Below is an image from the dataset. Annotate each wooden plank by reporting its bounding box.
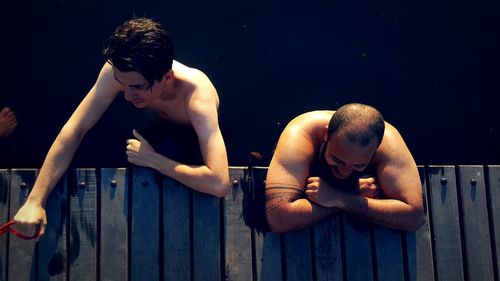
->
[8,169,38,281]
[163,176,191,281]
[130,168,160,281]
[405,166,434,281]
[342,214,374,281]
[252,167,282,281]
[284,229,313,281]
[0,170,9,281]
[224,167,253,280]
[192,191,221,281]
[427,166,464,281]
[457,165,494,281]
[373,227,404,281]
[487,165,500,280]
[69,168,97,281]
[313,216,343,281]
[37,175,68,281]
[100,168,128,281]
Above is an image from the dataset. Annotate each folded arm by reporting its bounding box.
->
[306,125,424,231]
[130,88,230,197]
[264,116,336,233]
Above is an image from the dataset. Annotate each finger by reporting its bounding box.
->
[306,181,318,189]
[0,107,8,115]
[307,177,319,183]
[127,156,135,164]
[126,139,139,145]
[126,150,137,157]
[38,222,46,238]
[132,129,146,142]
[359,177,375,185]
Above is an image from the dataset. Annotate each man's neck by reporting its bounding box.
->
[147,76,182,112]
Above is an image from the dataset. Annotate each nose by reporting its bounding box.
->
[337,166,354,178]
[123,88,136,101]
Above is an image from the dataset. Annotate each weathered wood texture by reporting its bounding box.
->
[0,165,498,281]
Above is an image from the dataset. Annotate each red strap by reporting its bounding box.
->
[0,220,40,240]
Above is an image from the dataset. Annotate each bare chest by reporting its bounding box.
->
[151,99,191,125]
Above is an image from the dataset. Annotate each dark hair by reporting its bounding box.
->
[327,103,385,147]
[103,17,174,88]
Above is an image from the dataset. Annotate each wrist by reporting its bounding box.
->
[332,192,353,210]
[26,196,45,208]
[150,152,174,174]
[146,151,162,169]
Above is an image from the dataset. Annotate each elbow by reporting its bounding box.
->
[209,175,230,198]
[266,206,298,234]
[403,205,425,232]
[266,212,287,234]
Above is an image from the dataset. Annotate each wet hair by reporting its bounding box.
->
[103,17,174,89]
[327,103,385,147]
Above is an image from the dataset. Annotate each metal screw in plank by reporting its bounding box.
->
[232,180,239,187]
[440,177,447,185]
[20,182,27,189]
[110,180,117,187]
[470,178,477,185]
[78,181,86,189]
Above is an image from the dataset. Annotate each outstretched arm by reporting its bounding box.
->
[14,63,120,236]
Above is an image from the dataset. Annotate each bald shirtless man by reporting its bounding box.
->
[14,18,230,237]
[265,103,423,233]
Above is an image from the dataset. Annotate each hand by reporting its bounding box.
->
[358,177,381,198]
[305,177,343,208]
[13,201,47,238]
[126,129,156,167]
[0,107,17,139]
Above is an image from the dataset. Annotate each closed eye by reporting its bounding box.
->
[331,156,345,165]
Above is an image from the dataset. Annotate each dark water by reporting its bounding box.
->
[1,0,499,167]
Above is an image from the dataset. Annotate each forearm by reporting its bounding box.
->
[338,194,423,231]
[27,128,84,206]
[150,152,229,198]
[266,188,338,233]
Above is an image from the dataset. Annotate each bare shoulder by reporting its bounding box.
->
[93,62,123,95]
[375,122,412,164]
[285,110,334,136]
[266,111,333,188]
[374,121,421,203]
[174,60,219,108]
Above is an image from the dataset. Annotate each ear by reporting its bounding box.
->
[323,126,329,142]
[164,70,174,81]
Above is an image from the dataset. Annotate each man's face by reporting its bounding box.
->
[323,131,378,179]
[112,67,162,108]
